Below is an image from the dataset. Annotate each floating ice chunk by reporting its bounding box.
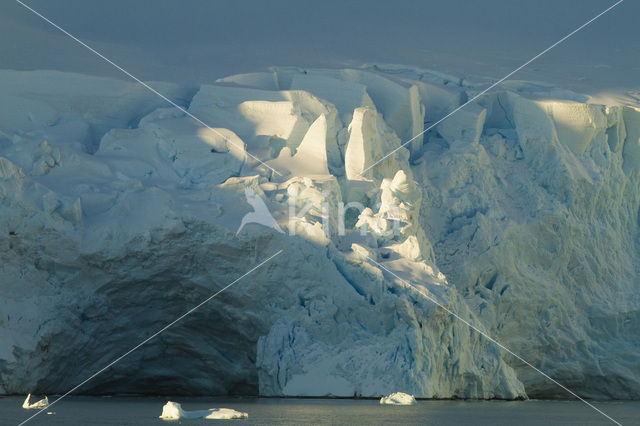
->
[203,408,249,420]
[22,393,49,409]
[159,401,248,420]
[379,392,416,405]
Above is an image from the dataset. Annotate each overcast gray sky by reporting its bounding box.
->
[1,0,637,94]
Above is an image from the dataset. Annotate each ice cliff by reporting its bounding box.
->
[0,65,638,399]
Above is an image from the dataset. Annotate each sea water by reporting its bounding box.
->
[3,396,639,425]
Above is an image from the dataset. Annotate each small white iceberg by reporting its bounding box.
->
[159,401,248,420]
[22,393,49,409]
[379,392,416,405]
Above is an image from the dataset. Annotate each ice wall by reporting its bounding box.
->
[0,66,638,399]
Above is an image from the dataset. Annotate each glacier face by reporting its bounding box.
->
[0,66,638,399]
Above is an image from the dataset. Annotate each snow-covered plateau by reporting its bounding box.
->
[0,65,639,400]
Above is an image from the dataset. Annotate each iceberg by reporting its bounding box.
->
[159,401,248,420]
[22,393,49,409]
[380,392,416,405]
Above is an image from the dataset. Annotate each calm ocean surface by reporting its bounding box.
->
[3,396,639,425]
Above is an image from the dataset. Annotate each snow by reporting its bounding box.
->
[159,401,248,420]
[380,392,416,405]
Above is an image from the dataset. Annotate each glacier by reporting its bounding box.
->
[0,65,639,400]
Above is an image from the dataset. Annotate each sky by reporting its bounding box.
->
[1,0,638,96]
